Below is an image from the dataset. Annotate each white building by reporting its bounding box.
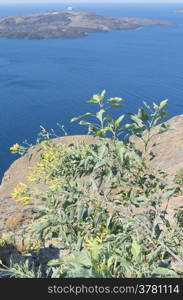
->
[67,7,74,11]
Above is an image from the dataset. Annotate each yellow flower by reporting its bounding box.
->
[11,182,30,205]
[16,196,30,205]
[10,143,21,153]
[10,143,26,155]
[27,173,37,182]
[47,177,62,191]
[0,233,10,247]
[84,236,103,248]
[95,236,103,244]
[98,262,107,272]
[100,227,109,236]
[85,238,95,248]
[42,151,55,162]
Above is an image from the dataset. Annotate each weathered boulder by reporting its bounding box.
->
[131,115,183,174]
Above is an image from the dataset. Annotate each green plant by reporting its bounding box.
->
[0,259,45,278]
[174,168,183,185]
[5,90,183,278]
[70,90,125,139]
[175,208,183,227]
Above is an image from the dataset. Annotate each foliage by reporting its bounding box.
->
[0,259,45,278]
[9,143,27,155]
[175,208,183,228]
[2,90,183,278]
[174,168,183,185]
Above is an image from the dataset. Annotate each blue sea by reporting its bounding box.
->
[0,3,183,180]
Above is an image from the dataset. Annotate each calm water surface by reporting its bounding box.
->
[0,3,183,179]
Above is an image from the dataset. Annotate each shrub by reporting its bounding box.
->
[3,90,183,278]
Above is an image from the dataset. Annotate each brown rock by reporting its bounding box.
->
[131,115,183,175]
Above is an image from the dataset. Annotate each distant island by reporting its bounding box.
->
[0,10,175,40]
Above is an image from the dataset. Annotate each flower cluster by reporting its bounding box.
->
[10,143,26,155]
[11,182,30,205]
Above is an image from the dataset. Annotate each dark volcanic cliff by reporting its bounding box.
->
[0,10,174,40]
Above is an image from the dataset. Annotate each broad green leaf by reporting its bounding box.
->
[50,252,91,268]
[167,125,176,130]
[131,115,144,128]
[158,123,168,134]
[115,114,125,129]
[153,102,159,111]
[98,144,107,159]
[76,237,84,251]
[89,90,106,103]
[131,196,147,207]
[123,123,133,129]
[104,168,113,182]
[153,111,168,126]
[108,97,123,103]
[79,120,92,126]
[162,189,176,200]
[110,104,122,108]
[77,205,88,221]
[87,98,100,103]
[138,108,149,121]
[33,220,52,236]
[93,94,101,101]
[90,244,103,260]
[152,267,177,277]
[70,113,93,123]
[131,237,141,259]
[94,159,107,170]
[106,215,113,228]
[47,258,61,266]
[96,109,105,123]
[100,89,106,99]
[160,110,168,118]
[143,101,151,110]
[159,99,168,110]
[147,246,162,263]
[118,257,131,269]
[158,124,176,134]
[36,205,50,212]
[94,212,102,225]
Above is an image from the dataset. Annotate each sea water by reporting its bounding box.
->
[0,3,183,179]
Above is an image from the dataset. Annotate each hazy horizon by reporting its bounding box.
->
[0,0,183,4]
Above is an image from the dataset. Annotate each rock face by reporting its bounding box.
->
[131,115,183,175]
[0,10,174,40]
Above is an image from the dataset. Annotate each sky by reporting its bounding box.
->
[0,0,183,4]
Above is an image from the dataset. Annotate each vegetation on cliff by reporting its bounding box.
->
[0,91,183,278]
